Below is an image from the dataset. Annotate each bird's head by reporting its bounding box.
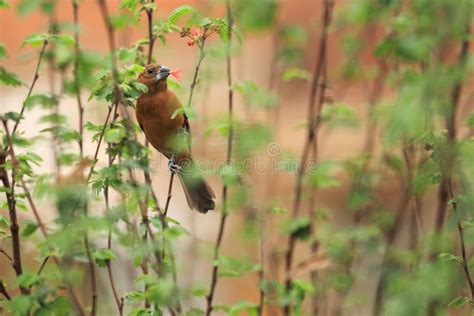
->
[138,64,171,91]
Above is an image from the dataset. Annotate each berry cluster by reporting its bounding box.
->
[179,25,221,47]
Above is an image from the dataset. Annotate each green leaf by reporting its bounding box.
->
[281,217,311,240]
[0,0,9,9]
[54,34,75,47]
[15,271,41,288]
[0,215,9,228]
[308,160,341,188]
[21,220,38,237]
[104,127,126,143]
[0,67,23,86]
[17,0,41,15]
[281,67,311,82]
[320,103,359,129]
[8,295,33,315]
[0,43,6,59]
[448,296,471,309]
[219,165,239,187]
[2,111,22,122]
[163,225,190,240]
[228,301,259,316]
[171,107,184,120]
[93,248,118,267]
[24,94,55,109]
[467,113,474,128]
[191,287,207,297]
[125,290,145,304]
[21,33,48,48]
[216,256,261,278]
[438,252,463,264]
[168,5,198,25]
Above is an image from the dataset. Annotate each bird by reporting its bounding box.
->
[136,64,215,213]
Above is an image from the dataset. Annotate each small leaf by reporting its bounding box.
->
[0,43,6,59]
[21,220,38,237]
[281,67,311,82]
[0,215,10,228]
[281,217,311,240]
[0,67,23,86]
[168,5,198,25]
[93,248,118,267]
[0,0,9,9]
[21,33,48,48]
[448,296,471,309]
[104,127,126,143]
[438,252,463,264]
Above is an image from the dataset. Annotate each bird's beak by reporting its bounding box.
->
[156,65,170,81]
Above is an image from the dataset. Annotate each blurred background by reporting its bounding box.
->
[1,0,473,315]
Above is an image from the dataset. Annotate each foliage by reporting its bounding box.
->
[0,0,473,315]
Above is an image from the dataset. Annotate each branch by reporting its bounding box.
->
[145,0,156,65]
[164,35,207,217]
[0,248,12,263]
[2,120,85,316]
[0,280,11,301]
[72,0,84,159]
[282,1,334,315]
[8,40,48,142]
[205,2,234,315]
[0,121,29,296]
[448,21,472,297]
[84,234,97,315]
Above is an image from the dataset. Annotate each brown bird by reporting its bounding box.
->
[136,64,215,213]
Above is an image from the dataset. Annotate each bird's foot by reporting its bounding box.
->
[168,155,182,174]
[177,127,189,137]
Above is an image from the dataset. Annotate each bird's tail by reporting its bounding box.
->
[178,159,215,213]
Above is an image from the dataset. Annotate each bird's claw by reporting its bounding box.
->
[177,127,189,137]
[168,156,182,174]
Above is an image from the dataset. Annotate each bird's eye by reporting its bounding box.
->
[147,69,153,74]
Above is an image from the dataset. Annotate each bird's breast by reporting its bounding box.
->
[136,90,184,155]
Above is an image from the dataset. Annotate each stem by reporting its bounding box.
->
[455,206,474,298]
[146,0,156,65]
[84,234,97,315]
[0,249,12,262]
[36,256,50,276]
[282,2,333,315]
[2,121,85,315]
[205,2,233,315]
[85,105,114,183]
[0,122,29,295]
[446,21,472,296]
[8,40,48,143]
[164,28,207,215]
[72,0,84,159]
[0,280,11,300]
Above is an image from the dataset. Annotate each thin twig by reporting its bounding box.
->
[164,34,207,216]
[84,234,97,315]
[205,2,234,315]
[446,21,472,296]
[0,122,29,296]
[145,0,156,65]
[71,3,97,313]
[72,0,84,159]
[0,280,11,301]
[2,121,85,315]
[8,40,48,142]
[282,2,334,315]
[0,249,12,262]
[452,183,474,297]
[36,256,50,276]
